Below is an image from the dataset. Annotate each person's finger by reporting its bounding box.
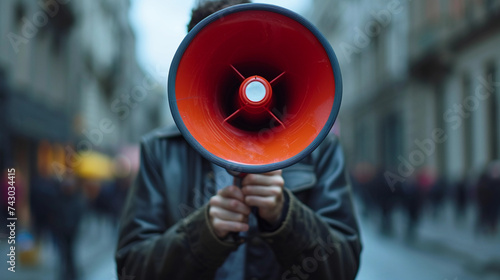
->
[245,195,277,209]
[242,173,284,187]
[212,218,249,233]
[241,185,282,197]
[209,206,249,223]
[210,195,251,215]
[217,185,245,201]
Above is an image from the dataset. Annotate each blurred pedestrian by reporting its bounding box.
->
[401,169,431,242]
[429,174,446,220]
[373,167,397,236]
[454,175,468,224]
[476,161,500,235]
[489,162,500,233]
[53,173,85,280]
[351,162,377,218]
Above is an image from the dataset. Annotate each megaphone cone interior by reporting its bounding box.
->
[168,4,342,173]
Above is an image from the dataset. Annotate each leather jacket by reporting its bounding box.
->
[115,125,362,280]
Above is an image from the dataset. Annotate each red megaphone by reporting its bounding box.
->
[168,3,342,173]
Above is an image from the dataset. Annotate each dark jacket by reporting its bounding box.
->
[115,125,362,280]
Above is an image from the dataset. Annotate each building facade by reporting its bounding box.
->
[0,0,165,184]
[409,0,500,179]
[309,0,500,183]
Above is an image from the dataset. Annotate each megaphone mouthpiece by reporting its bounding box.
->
[241,76,271,105]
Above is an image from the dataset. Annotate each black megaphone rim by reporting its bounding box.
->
[168,3,343,173]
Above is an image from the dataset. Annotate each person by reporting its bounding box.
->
[475,161,500,235]
[115,1,362,279]
[52,173,85,280]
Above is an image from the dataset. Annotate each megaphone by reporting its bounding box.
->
[168,3,342,173]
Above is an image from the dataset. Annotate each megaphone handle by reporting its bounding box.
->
[229,174,258,242]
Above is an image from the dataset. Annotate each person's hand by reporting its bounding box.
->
[241,170,285,226]
[209,185,251,239]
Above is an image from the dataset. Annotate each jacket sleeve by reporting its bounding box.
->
[115,138,238,280]
[260,135,362,280]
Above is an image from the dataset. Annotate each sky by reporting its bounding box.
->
[129,0,311,80]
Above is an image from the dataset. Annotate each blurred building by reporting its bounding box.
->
[409,0,500,180]
[0,0,165,182]
[309,0,500,182]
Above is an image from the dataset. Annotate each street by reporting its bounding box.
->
[357,202,500,280]
[1,201,499,280]
[0,216,118,280]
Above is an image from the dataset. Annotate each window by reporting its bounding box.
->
[435,84,446,172]
[452,0,466,19]
[486,63,498,160]
[14,2,25,27]
[426,0,441,22]
[462,73,473,169]
[355,120,368,163]
[382,112,403,169]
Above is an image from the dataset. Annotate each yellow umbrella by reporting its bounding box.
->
[75,151,114,180]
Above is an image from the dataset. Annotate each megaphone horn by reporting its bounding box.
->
[168,3,342,173]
